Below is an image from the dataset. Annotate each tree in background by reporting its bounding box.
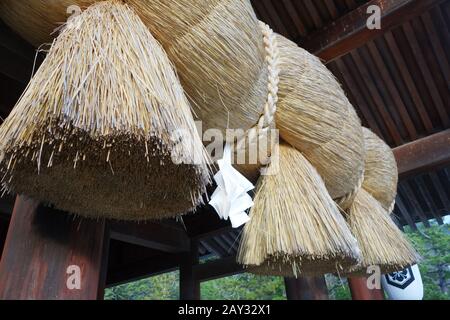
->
[201,274,285,300]
[405,223,449,300]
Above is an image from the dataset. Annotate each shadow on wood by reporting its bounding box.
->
[0,196,109,300]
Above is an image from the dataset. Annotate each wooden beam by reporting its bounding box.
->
[194,256,244,283]
[303,0,445,63]
[106,249,180,288]
[394,129,450,178]
[109,220,190,253]
[0,48,34,85]
[183,206,232,240]
[180,240,200,300]
[0,196,109,299]
[348,277,385,300]
[0,21,35,62]
[284,276,329,300]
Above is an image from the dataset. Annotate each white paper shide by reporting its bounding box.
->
[209,144,254,228]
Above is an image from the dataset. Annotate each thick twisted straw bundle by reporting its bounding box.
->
[129,0,268,134]
[237,142,361,277]
[276,35,365,206]
[341,129,418,274]
[362,128,398,212]
[345,189,419,274]
[0,1,211,220]
[0,0,268,135]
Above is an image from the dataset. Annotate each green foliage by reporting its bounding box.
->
[105,221,449,300]
[404,223,450,300]
[104,272,179,300]
[201,274,285,300]
[326,276,351,300]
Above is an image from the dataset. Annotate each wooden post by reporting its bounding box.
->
[348,277,385,300]
[284,276,329,300]
[179,239,200,300]
[0,196,109,300]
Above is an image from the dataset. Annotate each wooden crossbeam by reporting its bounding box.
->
[302,0,445,63]
[106,250,180,288]
[109,220,190,253]
[394,129,450,178]
[193,256,244,283]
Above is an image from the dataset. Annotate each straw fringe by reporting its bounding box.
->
[0,1,211,220]
[237,142,361,277]
[343,189,419,275]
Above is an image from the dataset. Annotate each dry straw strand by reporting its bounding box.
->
[0,1,211,220]
[275,35,365,205]
[238,142,361,277]
[344,189,419,275]
[362,127,398,212]
[128,0,269,134]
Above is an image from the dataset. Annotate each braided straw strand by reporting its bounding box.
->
[236,21,279,151]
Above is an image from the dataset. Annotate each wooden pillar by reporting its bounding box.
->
[284,276,329,300]
[0,196,109,300]
[348,277,385,300]
[179,240,200,300]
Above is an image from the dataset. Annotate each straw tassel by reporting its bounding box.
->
[0,1,211,220]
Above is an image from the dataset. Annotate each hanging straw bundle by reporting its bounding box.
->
[362,128,398,212]
[345,189,419,275]
[237,142,361,277]
[0,0,276,179]
[340,128,418,274]
[275,35,365,207]
[0,1,211,220]
[0,0,268,135]
[128,0,269,134]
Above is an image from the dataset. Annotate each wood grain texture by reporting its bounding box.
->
[0,196,109,300]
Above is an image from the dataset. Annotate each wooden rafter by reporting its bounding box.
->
[394,129,450,178]
[302,0,446,63]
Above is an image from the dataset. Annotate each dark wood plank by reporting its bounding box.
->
[394,129,450,177]
[348,277,385,300]
[193,256,244,283]
[304,0,324,29]
[350,49,403,145]
[400,183,432,227]
[284,276,329,300]
[303,0,446,62]
[384,31,435,133]
[180,240,200,300]
[403,21,449,127]
[106,248,180,287]
[415,176,445,224]
[366,41,418,140]
[0,48,34,85]
[109,220,190,253]
[333,59,384,137]
[281,0,308,37]
[0,196,109,300]
[0,21,35,62]
[394,195,418,230]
